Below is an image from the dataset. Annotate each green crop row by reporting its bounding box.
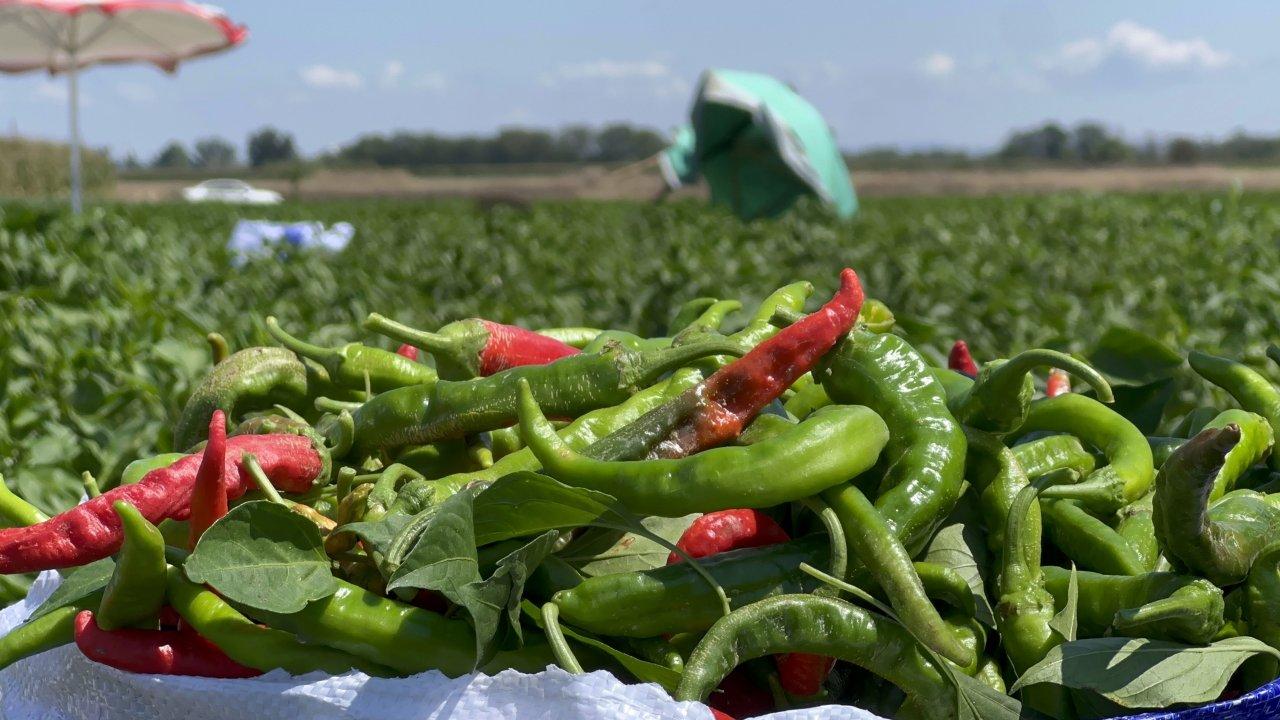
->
[2,191,1278,522]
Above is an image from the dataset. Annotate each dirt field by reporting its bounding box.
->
[113,162,1280,203]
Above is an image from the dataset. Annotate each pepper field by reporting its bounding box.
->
[1,191,1278,597]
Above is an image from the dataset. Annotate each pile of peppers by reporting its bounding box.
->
[3,266,1280,720]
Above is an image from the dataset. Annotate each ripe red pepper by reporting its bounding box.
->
[1046,369,1071,398]
[668,509,832,698]
[0,433,324,573]
[187,411,229,550]
[395,343,420,361]
[706,667,773,719]
[364,314,580,379]
[74,610,261,678]
[655,269,864,458]
[948,340,979,378]
[667,509,790,565]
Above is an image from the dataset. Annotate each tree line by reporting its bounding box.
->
[126,124,666,171]
[848,122,1280,170]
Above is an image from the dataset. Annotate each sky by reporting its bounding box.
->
[2,1,1278,160]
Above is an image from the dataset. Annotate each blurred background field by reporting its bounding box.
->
[4,190,1280,520]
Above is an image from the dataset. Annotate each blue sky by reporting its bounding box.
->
[3,1,1277,159]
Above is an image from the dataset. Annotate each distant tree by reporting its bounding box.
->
[193,136,237,168]
[1167,138,1200,165]
[998,122,1070,161]
[1072,122,1130,164]
[593,123,666,162]
[120,152,143,170]
[152,141,192,168]
[247,127,298,167]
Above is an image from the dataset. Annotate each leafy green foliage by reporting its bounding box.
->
[4,192,1279,520]
[183,501,336,613]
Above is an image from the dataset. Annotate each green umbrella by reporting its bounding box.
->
[661,69,857,220]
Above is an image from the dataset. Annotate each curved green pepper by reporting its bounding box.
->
[949,349,1113,434]
[174,346,309,449]
[96,502,166,630]
[266,316,436,393]
[1041,566,1223,644]
[1194,350,1280,470]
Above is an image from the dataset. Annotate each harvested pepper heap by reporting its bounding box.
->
[7,267,1280,720]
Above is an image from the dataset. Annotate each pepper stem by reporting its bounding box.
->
[363,313,479,375]
[265,316,340,366]
[1001,468,1077,597]
[629,339,746,388]
[542,602,585,673]
[986,349,1114,404]
[242,453,287,506]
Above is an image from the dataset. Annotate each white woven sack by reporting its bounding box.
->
[0,570,879,720]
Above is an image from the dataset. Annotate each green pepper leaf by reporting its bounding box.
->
[183,501,336,614]
[1048,563,1078,642]
[944,662,1026,720]
[1088,326,1183,387]
[520,600,683,693]
[386,485,558,666]
[1010,636,1280,709]
[339,512,415,578]
[26,558,114,622]
[556,513,699,577]
[922,492,995,628]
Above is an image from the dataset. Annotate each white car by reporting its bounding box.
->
[182,178,283,205]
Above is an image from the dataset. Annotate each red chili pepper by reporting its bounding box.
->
[395,343,420,361]
[476,320,580,375]
[0,434,323,574]
[667,510,832,697]
[1046,369,1071,398]
[187,411,229,550]
[706,667,774,719]
[656,269,864,458]
[74,610,261,678]
[667,509,790,565]
[775,652,836,697]
[709,710,736,720]
[948,340,979,378]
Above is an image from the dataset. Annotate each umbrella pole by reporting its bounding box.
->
[67,58,82,214]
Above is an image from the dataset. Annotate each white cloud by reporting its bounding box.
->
[381,60,404,87]
[299,64,363,90]
[116,81,157,103]
[414,70,448,92]
[1044,21,1231,74]
[555,59,670,81]
[918,52,956,78]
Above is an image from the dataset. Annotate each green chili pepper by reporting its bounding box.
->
[670,299,742,344]
[948,349,1113,434]
[1242,542,1280,688]
[1011,433,1098,480]
[673,594,954,714]
[1153,424,1280,585]
[1195,349,1280,470]
[361,464,424,523]
[996,469,1077,719]
[1041,566,1224,644]
[266,316,436,393]
[668,297,719,335]
[964,428,1033,555]
[174,347,310,449]
[1041,498,1149,576]
[486,425,524,458]
[816,330,967,555]
[1148,436,1185,469]
[392,441,477,478]
[1114,492,1160,571]
[206,332,230,365]
[119,453,187,486]
[551,535,830,638]
[1197,409,1274,502]
[535,327,604,349]
[0,473,48,527]
[95,502,166,631]
[821,482,975,667]
[352,338,741,453]
[735,413,798,447]
[581,330,671,354]
[1016,393,1154,513]
[386,369,704,515]
[0,590,102,671]
[783,380,831,420]
[166,566,391,676]
[519,380,889,516]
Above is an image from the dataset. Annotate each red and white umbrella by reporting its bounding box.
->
[0,1,247,211]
